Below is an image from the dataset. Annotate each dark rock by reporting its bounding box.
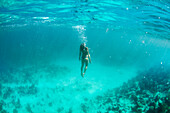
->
[57,107,64,113]
[12,98,21,108]
[112,105,119,111]
[156,102,169,113]
[84,97,88,101]
[81,103,89,113]
[107,105,112,111]
[137,108,142,113]
[154,92,161,102]
[146,106,154,113]
[0,102,2,111]
[13,108,18,113]
[48,102,52,107]
[118,109,123,113]
[1,109,8,113]
[68,107,72,113]
[105,98,112,104]
[165,93,170,106]
[46,94,50,98]
[23,71,32,83]
[149,101,155,107]
[130,94,138,102]
[0,83,2,90]
[0,90,1,97]
[96,96,102,103]
[131,105,138,112]
[26,104,33,113]
[28,84,37,94]
[16,99,21,108]
[3,87,13,99]
[18,84,37,96]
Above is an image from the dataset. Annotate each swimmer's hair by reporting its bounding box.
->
[85,47,88,50]
[80,43,85,50]
[81,43,86,47]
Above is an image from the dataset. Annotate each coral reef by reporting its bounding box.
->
[26,104,33,113]
[81,103,89,113]
[12,98,21,108]
[3,87,13,99]
[0,64,72,112]
[0,84,2,97]
[0,100,7,113]
[13,108,18,113]
[88,65,170,112]
[17,84,37,96]
[0,64,169,112]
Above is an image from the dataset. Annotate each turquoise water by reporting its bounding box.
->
[0,0,170,113]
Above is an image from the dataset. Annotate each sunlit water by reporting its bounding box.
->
[0,0,170,113]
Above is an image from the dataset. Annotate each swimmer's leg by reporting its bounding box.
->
[83,60,89,76]
[81,60,84,77]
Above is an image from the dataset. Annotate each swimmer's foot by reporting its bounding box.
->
[81,73,85,77]
[81,73,84,77]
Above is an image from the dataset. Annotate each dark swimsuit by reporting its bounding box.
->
[80,45,88,59]
[82,50,88,61]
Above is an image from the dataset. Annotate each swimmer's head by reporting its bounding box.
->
[81,43,86,49]
[82,43,86,47]
[80,43,86,50]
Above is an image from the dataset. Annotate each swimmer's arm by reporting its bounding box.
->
[79,48,81,60]
[88,53,91,63]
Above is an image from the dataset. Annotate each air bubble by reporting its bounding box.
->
[106,28,109,33]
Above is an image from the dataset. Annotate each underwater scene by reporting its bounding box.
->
[0,0,170,113]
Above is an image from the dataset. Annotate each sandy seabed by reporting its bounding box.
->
[0,60,169,113]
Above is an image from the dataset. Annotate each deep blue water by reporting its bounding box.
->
[0,0,170,113]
